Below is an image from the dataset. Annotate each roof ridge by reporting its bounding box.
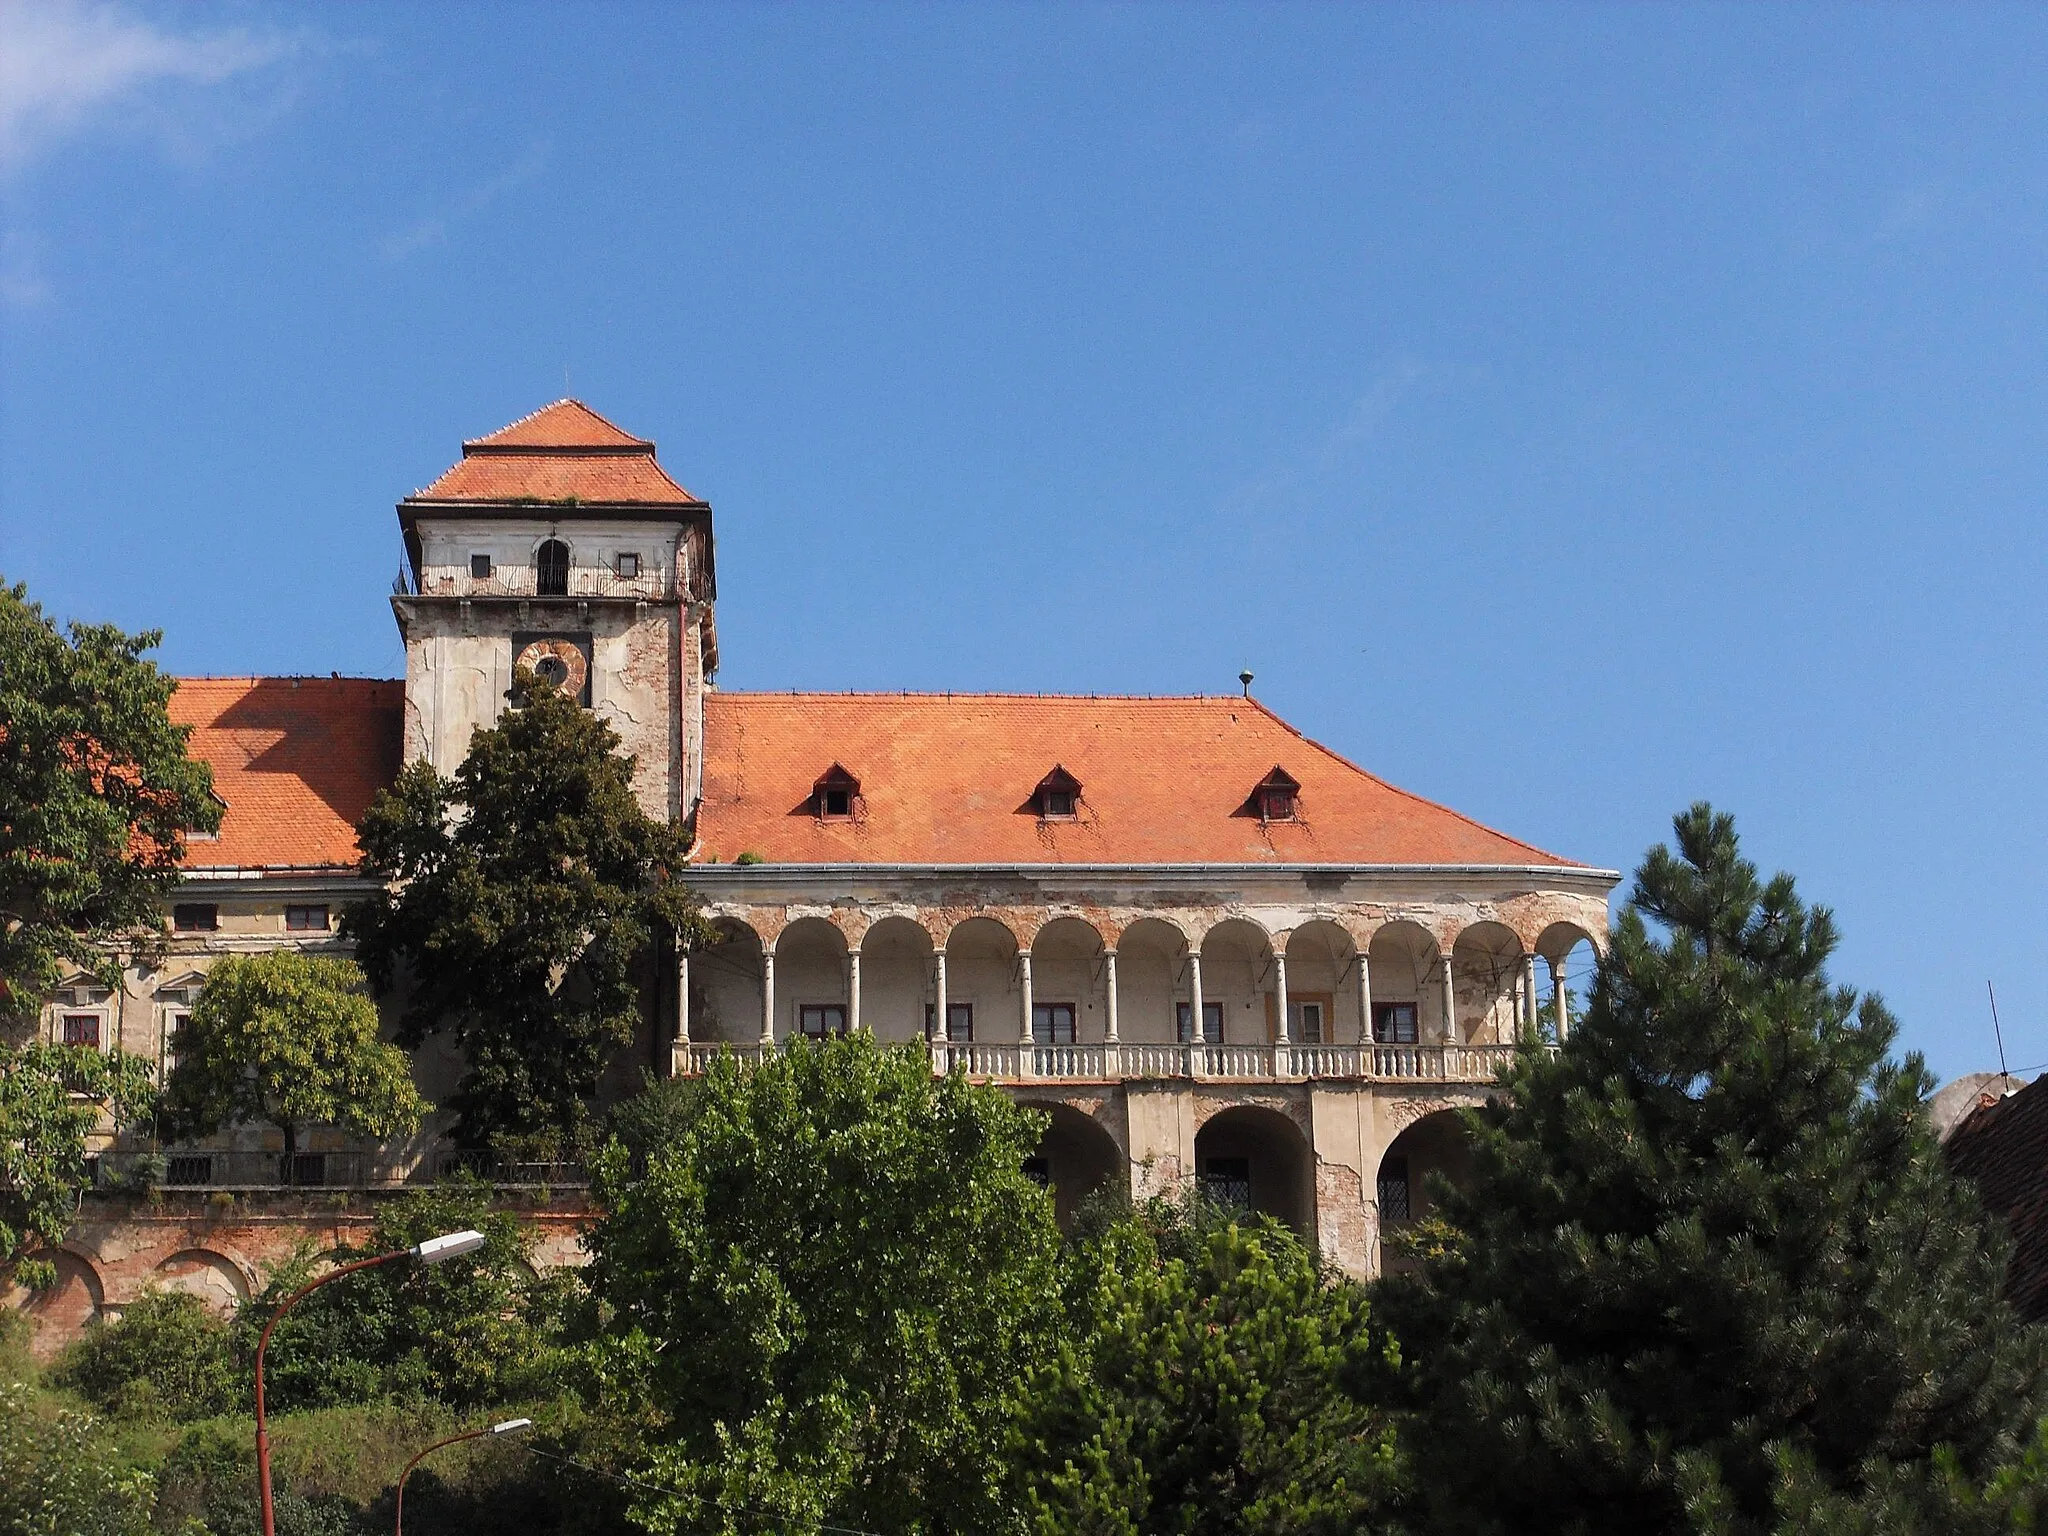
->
[172,675,402,685]
[1235,694,1577,866]
[713,689,1243,701]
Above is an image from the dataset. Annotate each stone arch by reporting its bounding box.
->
[1375,1108,1474,1272]
[776,916,850,1039]
[1199,918,1276,1048]
[152,1248,251,1313]
[1194,1103,1314,1240]
[1534,920,1601,1043]
[1279,918,1356,1045]
[1113,917,1188,1046]
[6,1249,107,1354]
[1027,1102,1126,1228]
[859,914,933,1044]
[1032,916,1107,1045]
[943,916,1022,1046]
[694,916,766,1044]
[1452,920,1526,1046]
[1368,920,1445,1044]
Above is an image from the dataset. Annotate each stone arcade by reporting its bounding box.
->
[18,402,1616,1351]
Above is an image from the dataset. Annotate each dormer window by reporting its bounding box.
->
[813,764,860,820]
[536,539,570,596]
[1253,766,1301,823]
[1032,765,1082,821]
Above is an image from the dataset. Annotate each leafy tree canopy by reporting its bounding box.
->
[585,1036,1063,1536]
[0,1040,154,1271]
[1017,1197,1405,1536]
[344,672,709,1150]
[0,582,219,1025]
[162,950,428,1154]
[1378,804,2045,1535]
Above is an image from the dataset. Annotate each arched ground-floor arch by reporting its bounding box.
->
[1194,1103,1315,1240]
[1018,1096,1126,1228]
[1374,1107,1475,1273]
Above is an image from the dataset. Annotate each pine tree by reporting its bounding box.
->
[1377,804,2044,1535]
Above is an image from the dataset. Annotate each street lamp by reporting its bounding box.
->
[394,1417,533,1535]
[255,1229,487,1536]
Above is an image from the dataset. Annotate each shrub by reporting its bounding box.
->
[52,1288,237,1420]
[0,1379,158,1536]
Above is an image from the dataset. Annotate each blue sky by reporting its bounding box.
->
[3,1,2044,1083]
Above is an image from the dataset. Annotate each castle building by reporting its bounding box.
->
[25,402,1614,1343]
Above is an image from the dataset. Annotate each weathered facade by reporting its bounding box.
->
[15,400,1616,1352]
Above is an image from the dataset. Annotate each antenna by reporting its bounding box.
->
[1989,980,2012,1087]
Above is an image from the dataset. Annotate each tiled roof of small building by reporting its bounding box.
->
[1943,1074,2048,1323]
[407,400,701,506]
[694,692,1577,867]
[169,678,402,871]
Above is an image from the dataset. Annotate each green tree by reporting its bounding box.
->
[0,1381,159,1536]
[0,583,220,1026]
[0,1041,154,1273]
[584,1035,1063,1536]
[243,1176,577,1413]
[1377,805,2045,1535]
[344,672,708,1150]
[162,950,428,1157]
[1017,1198,1404,1536]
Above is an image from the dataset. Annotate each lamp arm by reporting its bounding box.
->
[394,1426,491,1536]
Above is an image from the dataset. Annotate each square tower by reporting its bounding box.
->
[391,400,718,823]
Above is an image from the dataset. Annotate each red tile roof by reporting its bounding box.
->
[1943,1076,2048,1323]
[408,400,700,507]
[694,693,1577,867]
[169,678,402,871]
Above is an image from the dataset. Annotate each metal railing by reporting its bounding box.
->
[674,1039,1534,1084]
[89,1149,591,1193]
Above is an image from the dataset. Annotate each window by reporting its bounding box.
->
[1200,1156,1251,1209]
[1249,765,1301,823]
[1289,1000,1325,1044]
[925,1002,974,1041]
[536,539,570,596]
[285,904,329,932]
[1031,765,1082,820]
[1378,1156,1411,1224]
[1032,1002,1076,1044]
[799,1004,848,1039]
[61,1014,101,1049]
[173,903,218,932]
[1373,1001,1419,1045]
[1262,786,1296,820]
[615,552,640,578]
[281,1153,327,1188]
[1021,1156,1050,1187]
[163,1011,190,1073]
[470,553,493,579]
[813,764,860,820]
[1176,1001,1225,1044]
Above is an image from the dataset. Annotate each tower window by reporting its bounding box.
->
[536,539,570,596]
[615,552,640,578]
[470,553,493,580]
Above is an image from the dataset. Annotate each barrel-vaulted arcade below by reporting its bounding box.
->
[28,401,1617,1336]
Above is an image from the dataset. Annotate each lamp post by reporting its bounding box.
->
[255,1229,488,1536]
[394,1417,532,1536]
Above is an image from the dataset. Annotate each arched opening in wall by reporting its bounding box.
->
[1194,1104,1313,1240]
[1535,922,1601,1044]
[943,916,1022,1046]
[860,916,933,1044]
[777,917,850,1041]
[1452,921,1526,1047]
[6,1251,105,1353]
[1114,917,1187,1047]
[1367,921,1443,1050]
[1027,1103,1125,1228]
[1376,1108,1474,1274]
[153,1249,250,1314]
[1282,919,1355,1045]
[1031,917,1106,1047]
[1197,918,1275,1051]
[693,919,765,1044]
[535,539,569,596]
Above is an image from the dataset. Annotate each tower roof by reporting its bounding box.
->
[406,400,702,508]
